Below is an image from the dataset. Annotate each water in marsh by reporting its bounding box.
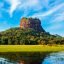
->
[0,52,64,64]
[0,58,18,64]
[42,52,64,64]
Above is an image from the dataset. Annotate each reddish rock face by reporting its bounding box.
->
[20,17,45,32]
[20,18,29,29]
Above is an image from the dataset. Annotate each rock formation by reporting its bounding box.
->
[20,17,45,32]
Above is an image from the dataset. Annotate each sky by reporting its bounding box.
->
[0,0,64,36]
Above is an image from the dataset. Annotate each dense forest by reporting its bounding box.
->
[0,27,64,45]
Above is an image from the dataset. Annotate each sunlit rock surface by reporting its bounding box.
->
[20,17,45,32]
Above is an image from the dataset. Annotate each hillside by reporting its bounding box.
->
[0,17,64,45]
[0,27,64,45]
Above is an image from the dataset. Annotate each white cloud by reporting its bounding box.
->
[5,0,40,17]
[48,9,64,24]
[31,3,64,18]
[6,0,64,18]
[19,0,41,18]
[39,0,49,8]
[3,0,64,18]
[9,0,21,17]
[5,0,21,17]
[19,0,39,8]
[52,15,64,23]
[48,24,62,30]
[45,23,64,36]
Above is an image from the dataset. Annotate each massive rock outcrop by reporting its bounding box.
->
[20,17,45,32]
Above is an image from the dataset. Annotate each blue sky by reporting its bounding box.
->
[0,0,64,36]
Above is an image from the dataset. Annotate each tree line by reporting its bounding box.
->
[0,27,64,45]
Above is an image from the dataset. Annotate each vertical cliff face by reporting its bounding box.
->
[20,17,45,32]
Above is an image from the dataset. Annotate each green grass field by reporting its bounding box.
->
[0,45,64,52]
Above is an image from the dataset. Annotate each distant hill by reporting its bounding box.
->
[0,17,64,45]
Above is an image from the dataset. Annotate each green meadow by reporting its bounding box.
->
[0,45,64,52]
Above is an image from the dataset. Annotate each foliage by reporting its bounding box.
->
[0,27,64,45]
